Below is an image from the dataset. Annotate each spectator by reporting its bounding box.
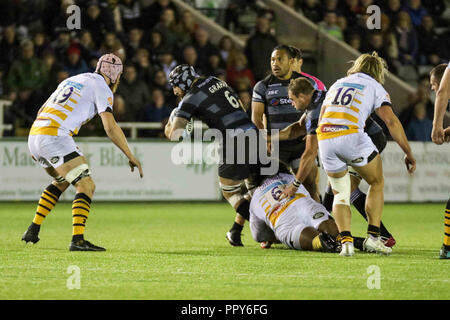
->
[0,25,20,74]
[159,51,178,81]
[112,94,127,122]
[403,0,428,27]
[42,49,63,96]
[134,48,158,85]
[6,39,48,128]
[406,102,433,141]
[384,0,402,23]
[417,15,445,66]
[177,10,198,46]
[82,0,116,47]
[50,30,71,62]
[182,45,203,74]
[153,7,181,51]
[142,0,178,31]
[32,31,49,59]
[63,45,90,77]
[207,54,225,78]
[152,69,175,106]
[393,11,419,66]
[147,29,168,66]
[324,0,339,12]
[340,0,363,26]
[336,15,350,40]
[218,35,236,65]
[244,16,278,81]
[193,28,220,74]
[99,32,126,62]
[318,11,344,41]
[400,76,434,127]
[362,33,389,63]
[348,33,362,51]
[116,63,151,122]
[299,0,324,23]
[79,30,98,65]
[119,0,142,32]
[226,51,255,91]
[139,88,172,137]
[126,27,145,60]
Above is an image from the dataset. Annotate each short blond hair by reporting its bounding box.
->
[347,52,388,84]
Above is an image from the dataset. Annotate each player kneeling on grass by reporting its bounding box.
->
[22,53,143,251]
[249,164,373,253]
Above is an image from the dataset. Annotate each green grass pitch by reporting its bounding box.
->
[1,201,448,300]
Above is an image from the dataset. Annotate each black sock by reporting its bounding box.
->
[350,189,368,220]
[230,222,243,233]
[353,237,365,251]
[236,199,250,221]
[368,225,381,238]
[322,185,334,212]
[72,234,84,242]
[351,189,392,238]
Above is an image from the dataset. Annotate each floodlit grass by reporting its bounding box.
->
[1,202,448,300]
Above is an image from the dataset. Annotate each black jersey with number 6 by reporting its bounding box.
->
[174,76,255,134]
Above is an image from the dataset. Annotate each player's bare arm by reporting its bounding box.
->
[432,66,450,144]
[251,101,266,130]
[280,133,318,200]
[164,116,189,141]
[375,104,416,174]
[100,111,143,178]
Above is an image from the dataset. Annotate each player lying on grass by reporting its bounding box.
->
[429,63,450,259]
[278,77,396,248]
[249,163,372,253]
[22,53,143,251]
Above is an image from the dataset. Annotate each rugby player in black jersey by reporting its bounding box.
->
[165,65,286,247]
[278,77,396,248]
[252,45,320,201]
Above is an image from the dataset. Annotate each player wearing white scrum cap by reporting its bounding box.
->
[22,53,143,251]
[316,52,416,256]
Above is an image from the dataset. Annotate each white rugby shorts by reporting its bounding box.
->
[318,132,378,173]
[28,135,83,168]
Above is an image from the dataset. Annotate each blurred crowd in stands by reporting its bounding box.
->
[0,0,448,141]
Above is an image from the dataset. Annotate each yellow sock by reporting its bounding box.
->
[312,235,323,251]
[72,193,91,236]
[444,205,450,247]
[32,185,62,225]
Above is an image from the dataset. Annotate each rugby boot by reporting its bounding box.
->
[226,230,244,247]
[339,241,355,257]
[69,239,106,251]
[439,245,450,259]
[319,232,340,253]
[381,235,396,248]
[22,223,40,244]
[363,236,392,255]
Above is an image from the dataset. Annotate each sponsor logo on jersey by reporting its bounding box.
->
[50,156,60,164]
[107,97,113,106]
[351,157,364,164]
[320,124,349,133]
[270,98,279,106]
[267,90,279,96]
[313,212,325,219]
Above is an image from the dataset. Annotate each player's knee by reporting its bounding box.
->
[220,183,243,209]
[52,179,70,192]
[328,172,351,207]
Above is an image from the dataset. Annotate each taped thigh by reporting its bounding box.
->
[65,164,91,185]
